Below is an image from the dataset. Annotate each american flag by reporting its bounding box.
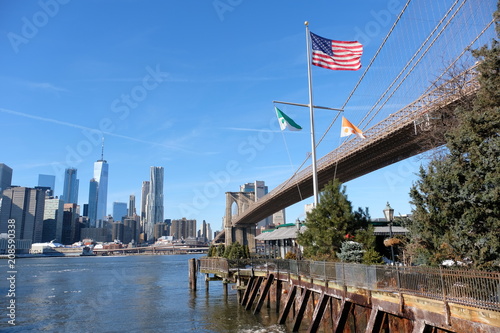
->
[310,32,363,71]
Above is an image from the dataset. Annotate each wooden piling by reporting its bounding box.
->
[275,280,282,314]
[308,292,330,333]
[333,300,352,333]
[254,274,275,314]
[292,288,311,332]
[189,258,197,290]
[279,285,298,325]
[245,276,264,311]
[241,276,255,306]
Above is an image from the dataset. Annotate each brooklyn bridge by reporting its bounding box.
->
[214,0,497,248]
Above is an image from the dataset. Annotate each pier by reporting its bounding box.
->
[199,258,500,332]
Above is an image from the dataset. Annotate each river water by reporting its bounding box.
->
[1,254,287,332]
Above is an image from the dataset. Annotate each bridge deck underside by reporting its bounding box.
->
[235,121,444,226]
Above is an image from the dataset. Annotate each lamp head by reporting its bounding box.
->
[383,202,394,222]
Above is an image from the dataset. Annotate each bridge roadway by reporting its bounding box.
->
[229,70,479,228]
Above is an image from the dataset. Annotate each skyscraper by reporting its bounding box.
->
[87,178,98,227]
[0,163,13,192]
[38,174,56,196]
[171,218,196,240]
[42,197,64,242]
[93,158,109,224]
[273,210,286,226]
[113,202,127,222]
[62,203,80,245]
[145,166,164,241]
[88,141,109,227]
[61,168,79,204]
[140,180,150,235]
[128,194,136,217]
[240,181,276,227]
[0,187,45,243]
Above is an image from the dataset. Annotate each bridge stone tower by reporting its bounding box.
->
[224,191,256,252]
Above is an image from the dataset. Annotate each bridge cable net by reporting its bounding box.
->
[275,0,459,196]
[344,0,495,133]
[234,0,497,224]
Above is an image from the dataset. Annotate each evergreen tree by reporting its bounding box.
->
[296,179,372,261]
[407,13,500,270]
[337,241,364,263]
[216,244,225,257]
[207,244,216,257]
[243,244,250,259]
[223,242,246,259]
[362,248,384,265]
[354,224,384,264]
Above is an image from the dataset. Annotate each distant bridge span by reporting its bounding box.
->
[217,70,478,246]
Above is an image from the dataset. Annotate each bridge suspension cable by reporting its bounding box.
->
[314,0,413,150]
[235,0,497,225]
[315,0,494,158]
[360,0,467,129]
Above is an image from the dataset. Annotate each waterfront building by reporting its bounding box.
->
[304,203,314,215]
[128,194,136,216]
[0,236,32,254]
[93,157,109,226]
[0,163,13,192]
[87,178,99,227]
[255,223,306,259]
[153,222,168,240]
[35,186,52,198]
[207,223,213,242]
[145,166,164,241]
[201,220,207,242]
[42,197,64,242]
[61,168,79,204]
[140,180,150,235]
[78,216,89,228]
[38,174,56,197]
[171,218,196,240]
[199,220,212,243]
[113,202,127,222]
[80,227,110,243]
[123,218,138,244]
[111,222,124,242]
[240,181,284,227]
[61,203,81,245]
[0,186,45,243]
[273,210,286,226]
[82,203,88,218]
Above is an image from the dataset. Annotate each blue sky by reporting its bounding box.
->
[1,1,495,231]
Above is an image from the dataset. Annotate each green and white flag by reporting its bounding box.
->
[275,107,302,131]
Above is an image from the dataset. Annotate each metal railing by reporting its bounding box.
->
[199,258,500,312]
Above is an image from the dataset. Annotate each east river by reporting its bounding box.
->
[0,254,287,332]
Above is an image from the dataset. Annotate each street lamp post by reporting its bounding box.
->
[383,202,395,264]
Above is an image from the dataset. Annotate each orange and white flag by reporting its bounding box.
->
[341,116,365,139]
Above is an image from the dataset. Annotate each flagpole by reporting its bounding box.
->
[273,100,344,112]
[305,21,319,207]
